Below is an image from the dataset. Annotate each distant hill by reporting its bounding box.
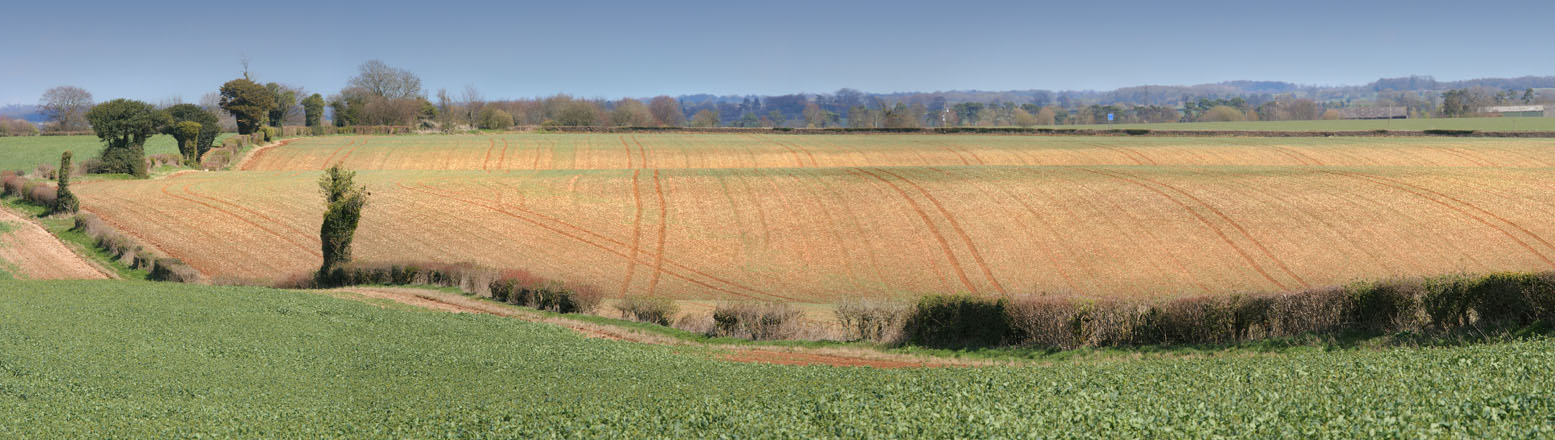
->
[0,105,45,123]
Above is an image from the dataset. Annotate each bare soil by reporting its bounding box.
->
[0,207,110,280]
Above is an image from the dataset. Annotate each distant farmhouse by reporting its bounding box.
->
[1478,105,1547,117]
[1336,106,1407,120]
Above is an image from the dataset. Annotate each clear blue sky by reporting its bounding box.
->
[3,0,1552,105]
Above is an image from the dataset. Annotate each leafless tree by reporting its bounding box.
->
[460,85,483,126]
[348,60,423,99]
[38,86,94,131]
[648,96,685,126]
[610,99,654,126]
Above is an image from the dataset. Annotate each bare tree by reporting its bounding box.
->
[610,99,654,126]
[460,85,483,127]
[348,60,423,99]
[648,96,685,126]
[38,86,94,131]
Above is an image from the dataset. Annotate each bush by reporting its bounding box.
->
[1007,295,1085,349]
[713,302,801,340]
[310,125,326,136]
[27,184,58,207]
[1454,273,1555,327]
[616,296,680,325]
[903,295,1014,348]
[1344,279,1423,334]
[2,174,24,197]
[835,297,909,343]
[34,164,56,180]
[149,257,200,282]
[478,108,514,130]
[261,126,278,142]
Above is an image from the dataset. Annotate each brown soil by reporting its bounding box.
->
[0,207,110,280]
[721,349,935,369]
[332,286,972,368]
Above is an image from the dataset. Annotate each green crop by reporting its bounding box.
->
[0,134,233,173]
[0,280,1550,438]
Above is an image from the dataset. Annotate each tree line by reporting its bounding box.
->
[18,64,1552,150]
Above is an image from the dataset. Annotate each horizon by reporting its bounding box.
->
[3,0,1553,105]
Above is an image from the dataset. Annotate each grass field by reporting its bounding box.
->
[1035,116,1555,132]
[0,280,1550,437]
[0,134,235,173]
[73,133,1555,301]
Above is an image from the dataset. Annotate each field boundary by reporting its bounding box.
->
[523,126,1555,138]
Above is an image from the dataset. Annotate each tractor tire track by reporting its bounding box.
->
[874,169,1008,295]
[1064,169,1213,294]
[620,170,644,296]
[482,138,495,171]
[1328,171,1555,268]
[929,167,1084,293]
[182,182,320,245]
[808,169,891,291]
[1117,169,1310,289]
[1083,168,1290,291]
[159,181,321,258]
[403,182,794,301]
[852,168,980,294]
[619,136,634,169]
[648,170,669,295]
[786,170,868,293]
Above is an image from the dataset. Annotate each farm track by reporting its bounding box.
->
[0,207,110,280]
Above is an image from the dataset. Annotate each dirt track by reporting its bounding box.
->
[0,208,109,280]
[335,286,966,368]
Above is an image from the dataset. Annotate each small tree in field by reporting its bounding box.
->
[317,164,368,284]
[219,78,274,134]
[165,104,220,161]
[53,151,78,214]
[302,93,325,127]
[85,99,169,178]
[170,121,202,166]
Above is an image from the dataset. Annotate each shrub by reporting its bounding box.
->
[537,283,602,314]
[1462,272,1555,327]
[1422,274,1478,329]
[616,296,680,325]
[54,151,78,214]
[713,302,801,340]
[835,297,909,343]
[310,125,326,136]
[149,258,200,282]
[34,164,56,180]
[1344,279,1423,334]
[478,108,514,130]
[1267,287,1347,337]
[27,183,58,207]
[1007,295,1084,349]
[262,126,278,142]
[2,174,24,197]
[903,295,1014,348]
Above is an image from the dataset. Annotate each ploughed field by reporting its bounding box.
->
[75,134,1555,301]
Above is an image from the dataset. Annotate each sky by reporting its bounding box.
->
[2,0,1553,105]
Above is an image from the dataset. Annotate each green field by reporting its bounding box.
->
[0,134,234,173]
[1038,116,1555,132]
[1,280,1550,437]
